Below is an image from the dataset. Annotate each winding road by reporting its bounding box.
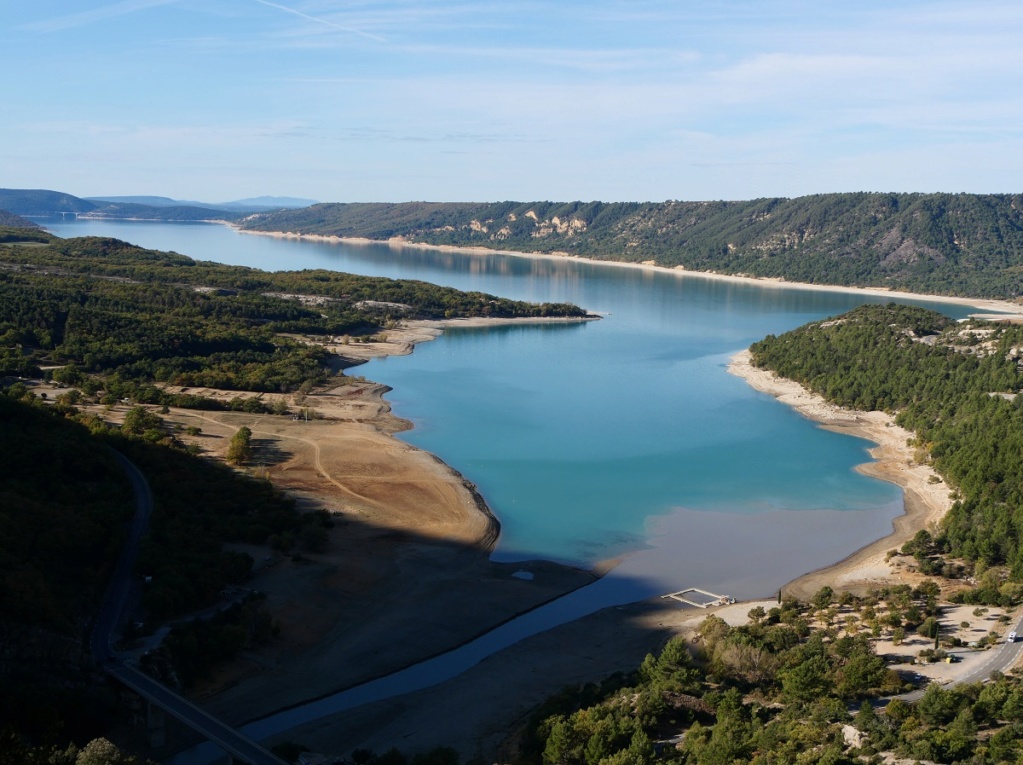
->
[93,449,287,765]
[944,615,1023,687]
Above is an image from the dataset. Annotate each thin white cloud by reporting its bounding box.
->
[20,119,315,149]
[22,0,181,32]
[251,0,386,42]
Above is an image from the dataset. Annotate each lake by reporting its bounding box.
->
[41,217,985,761]
[40,217,973,593]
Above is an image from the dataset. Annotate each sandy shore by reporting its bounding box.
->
[320,315,598,367]
[236,226,1023,317]
[154,233,991,759]
[262,349,965,762]
[108,316,595,755]
[238,224,981,607]
[217,345,956,763]
[727,349,952,599]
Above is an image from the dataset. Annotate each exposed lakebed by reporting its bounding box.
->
[42,218,990,759]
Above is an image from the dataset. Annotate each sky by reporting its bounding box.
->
[3,1,1023,203]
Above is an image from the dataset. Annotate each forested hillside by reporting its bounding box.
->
[0,227,588,756]
[0,229,585,391]
[523,592,1023,765]
[239,193,1023,298]
[0,381,317,757]
[0,208,41,230]
[10,187,1023,297]
[750,304,1023,581]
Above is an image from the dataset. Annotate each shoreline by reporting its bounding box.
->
[323,314,599,367]
[235,226,1023,317]
[248,349,964,761]
[235,223,976,602]
[170,315,601,736]
[170,235,968,760]
[727,349,952,599]
[254,225,965,600]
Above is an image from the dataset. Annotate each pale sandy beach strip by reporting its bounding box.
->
[235,227,1023,317]
[728,349,953,599]
[245,222,1002,597]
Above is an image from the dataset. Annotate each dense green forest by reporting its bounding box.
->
[0,228,584,393]
[749,303,1023,583]
[239,193,1023,298]
[524,588,1023,765]
[0,387,315,753]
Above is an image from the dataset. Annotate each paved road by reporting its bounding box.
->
[954,613,1023,684]
[110,663,290,765]
[90,450,153,661]
[93,449,286,765]
[867,611,1023,707]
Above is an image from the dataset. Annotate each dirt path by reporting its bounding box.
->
[189,410,381,509]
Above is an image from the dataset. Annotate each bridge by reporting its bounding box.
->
[95,450,287,765]
[108,663,287,765]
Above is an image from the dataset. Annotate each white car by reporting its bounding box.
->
[1008,632,1017,643]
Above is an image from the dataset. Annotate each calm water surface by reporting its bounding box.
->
[43,218,972,576]
[44,219,984,760]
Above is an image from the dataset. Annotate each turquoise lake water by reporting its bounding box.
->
[46,218,993,761]
[43,219,974,581]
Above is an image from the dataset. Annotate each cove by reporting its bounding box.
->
[42,218,980,761]
[41,218,971,575]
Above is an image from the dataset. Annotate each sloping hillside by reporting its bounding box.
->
[0,209,42,229]
[240,194,1023,298]
[0,188,243,222]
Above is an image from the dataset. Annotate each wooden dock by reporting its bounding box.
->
[661,587,735,608]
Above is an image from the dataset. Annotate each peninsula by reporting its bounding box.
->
[0,227,597,759]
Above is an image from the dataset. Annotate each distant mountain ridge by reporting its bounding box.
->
[0,189,99,215]
[0,188,316,221]
[0,188,233,221]
[86,194,318,210]
[226,195,318,209]
[238,194,1023,299]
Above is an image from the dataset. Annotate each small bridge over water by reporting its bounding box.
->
[661,588,735,609]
